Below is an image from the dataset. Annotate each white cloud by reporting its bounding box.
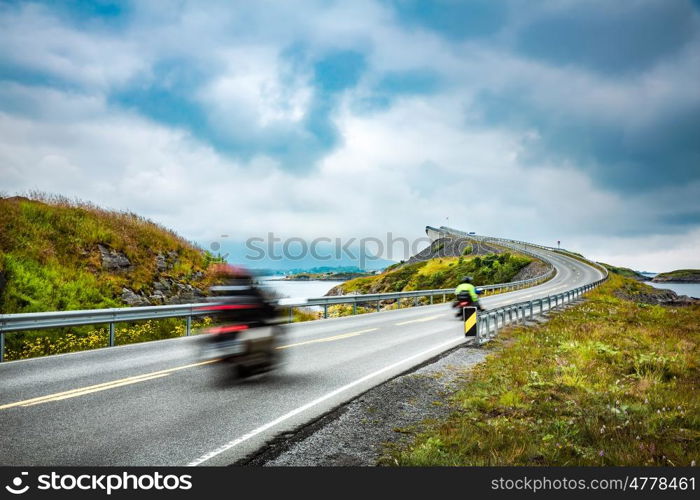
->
[0,3,146,91]
[0,0,698,271]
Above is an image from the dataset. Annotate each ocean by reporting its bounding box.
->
[647,281,700,299]
[256,276,345,301]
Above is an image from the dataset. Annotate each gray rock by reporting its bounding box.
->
[98,244,132,271]
[512,261,552,281]
[121,288,150,306]
[153,278,174,292]
[614,288,698,306]
[155,254,168,272]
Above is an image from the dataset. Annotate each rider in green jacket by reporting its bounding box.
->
[454,276,484,311]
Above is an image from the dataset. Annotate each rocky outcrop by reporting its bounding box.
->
[407,236,503,265]
[121,287,150,307]
[121,277,205,307]
[512,261,551,281]
[155,251,180,272]
[614,287,698,306]
[325,284,345,297]
[97,244,132,271]
[100,244,207,306]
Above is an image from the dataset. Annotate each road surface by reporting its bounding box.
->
[0,247,603,466]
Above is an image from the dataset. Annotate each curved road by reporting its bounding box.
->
[0,244,604,466]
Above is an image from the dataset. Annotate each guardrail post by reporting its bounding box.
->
[288,307,293,323]
[109,322,115,347]
[442,293,446,303]
[376,301,380,312]
[430,295,434,305]
[186,316,192,336]
[324,304,329,318]
[353,303,357,315]
[0,332,4,362]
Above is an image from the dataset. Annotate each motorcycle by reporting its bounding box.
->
[197,299,284,378]
[452,289,485,318]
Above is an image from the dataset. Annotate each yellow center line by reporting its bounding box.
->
[0,359,218,411]
[276,328,378,350]
[22,373,171,406]
[395,314,444,326]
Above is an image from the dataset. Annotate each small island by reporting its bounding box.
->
[280,271,377,281]
[652,269,700,283]
[264,266,381,281]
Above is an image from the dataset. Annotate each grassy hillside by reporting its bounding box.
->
[0,194,223,360]
[653,269,700,282]
[384,274,699,466]
[0,194,217,314]
[601,263,649,281]
[331,253,534,295]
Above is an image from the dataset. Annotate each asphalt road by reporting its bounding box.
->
[0,246,604,466]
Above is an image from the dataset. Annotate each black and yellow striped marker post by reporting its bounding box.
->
[463,306,477,337]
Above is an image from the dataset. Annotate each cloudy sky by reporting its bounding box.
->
[1,0,699,271]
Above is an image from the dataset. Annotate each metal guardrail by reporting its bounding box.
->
[2,229,605,362]
[474,276,607,345]
[0,267,554,361]
[280,267,554,319]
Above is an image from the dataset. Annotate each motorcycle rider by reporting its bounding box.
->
[206,264,276,325]
[199,264,282,375]
[454,276,484,311]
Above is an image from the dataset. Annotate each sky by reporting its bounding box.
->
[1,0,699,272]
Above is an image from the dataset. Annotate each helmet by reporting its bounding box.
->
[461,276,473,283]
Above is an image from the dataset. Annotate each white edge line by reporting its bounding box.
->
[186,336,465,466]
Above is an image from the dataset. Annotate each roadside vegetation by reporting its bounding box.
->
[334,253,534,295]
[0,193,221,360]
[383,274,699,466]
[601,263,649,281]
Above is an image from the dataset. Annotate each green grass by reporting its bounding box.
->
[600,262,648,281]
[0,195,216,314]
[383,274,699,466]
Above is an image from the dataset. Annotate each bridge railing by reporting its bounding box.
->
[0,268,555,362]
